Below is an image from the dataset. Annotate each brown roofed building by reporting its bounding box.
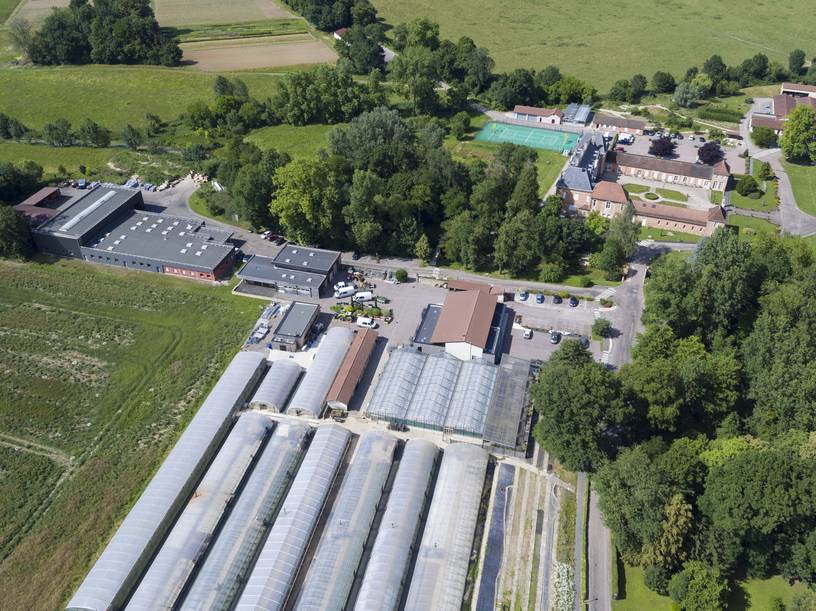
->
[780,82,816,98]
[325,328,377,411]
[446,278,506,300]
[431,290,498,361]
[14,187,62,224]
[632,200,726,237]
[592,113,647,134]
[585,180,629,217]
[513,105,564,125]
[749,94,816,135]
[609,152,729,193]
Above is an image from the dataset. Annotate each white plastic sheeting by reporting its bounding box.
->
[365,348,425,420]
[235,424,351,611]
[126,412,271,611]
[294,430,398,611]
[404,443,489,611]
[353,439,439,611]
[67,351,265,611]
[445,361,496,434]
[179,420,310,611]
[286,327,353,417]
[249,360,302,412]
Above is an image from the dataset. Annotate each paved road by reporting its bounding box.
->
[573,473,587,610]
[587,489,612,611]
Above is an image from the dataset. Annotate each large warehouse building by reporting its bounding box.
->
[237,245,341,298]
[28,186,237,280]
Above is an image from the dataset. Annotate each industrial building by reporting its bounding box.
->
[237,245,341,298]
[66,351,265,611]
[354,439,439,611]
[286,326,354,417]
[269,301,320,352]
[365,348,530,450]
[29,186,237,280]
[404,443,490,611]
[294,430,398,611]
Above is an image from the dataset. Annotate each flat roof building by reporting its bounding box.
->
[237,246,341,298]
[270,302,320,352]
[29,186,236,281]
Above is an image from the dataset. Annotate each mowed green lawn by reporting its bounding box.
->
[0,259,259,610]
[0,141,117,175]
[373,0,815,89]
[781,159,816,217]
[0,65,283,131]
[245,122,338,157]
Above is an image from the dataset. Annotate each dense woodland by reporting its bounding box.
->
[533,231,816,609]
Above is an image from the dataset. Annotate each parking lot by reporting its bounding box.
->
[616,131,745,173]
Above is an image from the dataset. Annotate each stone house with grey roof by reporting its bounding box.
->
[556,132,608,212]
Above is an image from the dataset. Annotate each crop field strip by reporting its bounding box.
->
[155,0,292,27]
[0,259,259,610]
[165,18,307,43]
[181,34,336,72]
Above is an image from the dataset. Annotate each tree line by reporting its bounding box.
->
[533,229,816,609]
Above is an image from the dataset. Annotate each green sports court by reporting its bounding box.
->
[475,121,579,152]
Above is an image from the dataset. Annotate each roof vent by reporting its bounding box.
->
[186,242,193,248]
[291,249,298,254]
[179,232,185,236]
[309,252,315,257]
[120,235,126,240]
[195,251,202,256]
[146,228,152,233]
[107,246,114,251]
[180,248,187,254]
[285,258,291,263]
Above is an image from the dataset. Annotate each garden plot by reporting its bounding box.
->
[155,0,292,27]
[181,34,336,71]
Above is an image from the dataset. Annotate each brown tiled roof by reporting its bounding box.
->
[14,187,61,223]
[781,82,816,95]
[513,105,563,118]
[447,279,505,295]
[614,152,719,180]
[326,328,377,409]
[593,113,647,130]
[708,206,726,223]
[773,94,796,117]
[431,290,497,347]
[591,180,628,203]
[712,160,730,177]
[751,115,785,131]
[633,200,720,226]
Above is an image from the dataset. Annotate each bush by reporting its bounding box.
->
[366,307,382,317]
[577,276,593,288]
[539,260,567,283]
[644,565,671,596]
[751,126,777,148]
[736,175,759,196]
[592,318,613,338]
[395,268,408,283]
[557,291,570,298]
[600,297,614,307]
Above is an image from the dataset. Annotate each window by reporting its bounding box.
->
[605,201,611,210]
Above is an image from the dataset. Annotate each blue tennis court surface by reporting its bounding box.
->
[475,121,579,153]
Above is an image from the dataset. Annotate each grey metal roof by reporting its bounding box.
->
[286,327,353,417]
[353,439,439,611]
[274,302,319,339]
[235,424,351,611]
[294,430,398,611]
[365,348,426,420]
[179,420,311,611]
[482,357,530,449]
[404,443,489,611]
[273,245,340,275]
[37,186,140,238]
[249,360,303,412]
[563,103,592,124]
[83,210,235,273]
[558,132,606,192]
[126,413,272,611]
[238,255,327,288]
[67,351,265,611]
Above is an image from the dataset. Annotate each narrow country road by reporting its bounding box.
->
[587,489,613,611]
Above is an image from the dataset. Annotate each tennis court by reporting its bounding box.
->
[475,121,579,153]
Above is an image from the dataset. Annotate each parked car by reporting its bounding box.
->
[535,293,544,304]
[699,136,706,142]
[579,335,590,349]
[351,252,360,260]
[518,291,529,301]
[552,295,563,304]
[260,230,271,239]
[273,237,286,246]
[356,316,378,329]
[353,290,374,303]
[384,272,400,284]
[549,329,561,344]
[688,134,695,141]
[569,296,579,307]
[333,281,348,292]
[523,328,533,339]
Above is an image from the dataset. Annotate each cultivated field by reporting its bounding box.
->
[5,0,65,24]
[155,0,292,27]
[181,33,336,72]
[0,66,283,130]
[0,259,259,610]
[373,0,816,90]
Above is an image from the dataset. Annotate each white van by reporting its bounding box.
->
[356,316,378,329]
[334,285,356,299]
[353,290,374,303]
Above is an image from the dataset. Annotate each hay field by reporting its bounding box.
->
[155,0,292,27]
[181,34,336,71]
[373,0,816,90]
[0,259,259,610]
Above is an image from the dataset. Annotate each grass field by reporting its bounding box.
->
[155,0,291,27]
[0,141,117,175]
[0,259,259,610]
[372,0,816,90]
[781,159,816,217]
[614,563,808,611]
[0,0,20,22]
[728,214,779,235]
[245,122,338,157]
[656,188,689,202]
[639,226,703,243]
[0,66,283,131]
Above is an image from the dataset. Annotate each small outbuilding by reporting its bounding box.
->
[269,302,320,352]
[326,328,378,411]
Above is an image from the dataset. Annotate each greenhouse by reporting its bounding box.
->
[249,360,303,412]
[353,439,439,611]
[294,430,398,611]
[366,349,513,441]
[180,420,311,611]
[126,412,271,611]
[404,443,489,611]
[235,424,351,611]
[286,327,353,417]
[67,350,266,611]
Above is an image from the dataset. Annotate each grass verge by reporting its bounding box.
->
[655,188,688,202]
[639,226,703,243]
[556,488,576,565]
[727,214,779,235]
[781,159,816,217]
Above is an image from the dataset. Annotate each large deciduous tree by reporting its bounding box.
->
[779,105,816,162]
